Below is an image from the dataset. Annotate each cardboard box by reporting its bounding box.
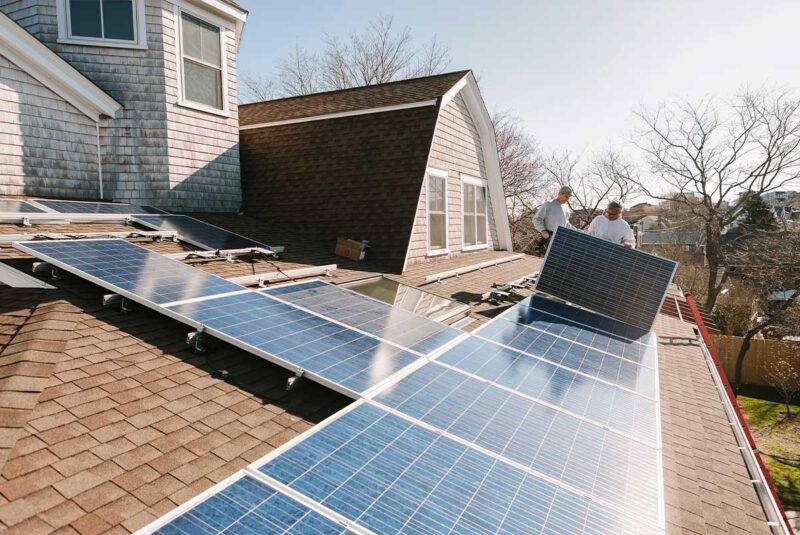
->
[335,237,367,261]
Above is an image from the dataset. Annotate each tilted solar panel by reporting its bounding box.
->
[131,215,270,251]
[14,239,243,305]
[536,226,677,330]
[0,199,44,213]
[255,403,656,534]
[168,291,422,395]
[35,199,166,214]
[263,280,462,355]
[154,474,352,534]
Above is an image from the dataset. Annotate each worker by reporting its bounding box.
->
[587,200,636,248]
[533,186,573,255]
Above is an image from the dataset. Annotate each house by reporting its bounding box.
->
[237,71,512,272]
[0,0,247,211]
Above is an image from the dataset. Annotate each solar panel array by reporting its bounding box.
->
[536,226,677,330]
[132,215,270,251]
[149,294,665,534]
[12,231,670,534]
[13,239,457,397]
[35,199,165,214]
[0,199,44,213]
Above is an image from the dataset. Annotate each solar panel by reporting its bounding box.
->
[373,363,661,522]
[35,199,166,214]
[255,403,654,534]
[14,239,424,397]
[0,200,43,213]
[434,338,658,443]
[168,291,422,395]
[14,239,242,305]
[263,280,462,355]
[154,474,351,534]
[131,215,270,251]
[536,226,677,330]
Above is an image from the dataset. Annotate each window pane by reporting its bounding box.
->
[477,215,487,244]
[464,214,476,246]
[201,24,221,67]
[102,0,134,40]
[477,186,487,214]
[70,0,102,38]
[181,13,203,60]
[464,184,476,215]
[184,60,222,109]
[430,213,446,250]
[429,175,445,212]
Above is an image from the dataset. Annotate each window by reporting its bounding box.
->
[179,12,224,111]
[62,0,143,45]
[427,169,448,252]
[462,177,488,248]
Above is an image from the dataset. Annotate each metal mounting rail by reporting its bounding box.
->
[423,253,526,284]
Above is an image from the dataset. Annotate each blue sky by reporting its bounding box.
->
[237,1,800,156]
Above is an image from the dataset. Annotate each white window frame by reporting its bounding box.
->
[461,173,489,251]
[56,0,148,49]
[426,168,450,256]
[173,4,230,117]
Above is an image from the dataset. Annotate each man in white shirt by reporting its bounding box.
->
[587,200,636,248]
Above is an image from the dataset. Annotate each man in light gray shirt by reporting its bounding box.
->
[533,186,573,255]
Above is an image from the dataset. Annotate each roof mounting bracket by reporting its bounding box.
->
[286,369,305,391]
[187,326,207,353]
[50,266,61,280]
[22,216,31,227]
[102,293,132,313]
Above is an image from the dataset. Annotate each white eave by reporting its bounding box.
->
[0,12,122,122]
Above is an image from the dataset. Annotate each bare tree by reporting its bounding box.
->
[764,344,800,418]
[239,74,276,103]
[633,89,800,309]
[726,230,800,393]
[544,149,639,229]
[240,15,452,102]
[492,113,548,252]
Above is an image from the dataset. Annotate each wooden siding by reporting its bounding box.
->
[407,92,501,265]
[0,53,100,198]
[0,0,241,211]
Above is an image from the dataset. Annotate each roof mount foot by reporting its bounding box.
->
[187,326,206,353]
[102,293,131,313]
[50,266,61,280]
[32,261,51,273]
[286,369,305,391]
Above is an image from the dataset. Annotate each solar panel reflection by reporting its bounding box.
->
[264,280,462,355]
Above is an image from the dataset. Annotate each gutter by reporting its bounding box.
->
[685,293,792,535]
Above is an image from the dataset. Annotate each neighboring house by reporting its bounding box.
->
[238,71,513,272]
[761,190,800,231]
[0,0,247,211]
[639,229,705,252]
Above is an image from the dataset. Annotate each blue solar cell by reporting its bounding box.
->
[154,475,350,534]
[373,363,661,522]
[264,281,462,355]
[168,291,422,395]
[258,403,654,534]
[435,337,658,443]
[477,319,656,397]
[36,199,165,214]
[536,227,677,330]
[14,239,243,305]
[0,199,43,213]
[132,215,269,251]
[525,294,656,345]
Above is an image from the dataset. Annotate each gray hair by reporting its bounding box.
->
[607,200,623,211]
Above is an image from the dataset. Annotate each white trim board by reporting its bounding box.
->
[0,12,121,121]
[239,100,438,130]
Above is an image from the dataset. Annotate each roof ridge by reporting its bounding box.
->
[240,69,471,107]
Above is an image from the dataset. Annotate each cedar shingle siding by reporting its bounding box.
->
[0,53,100,198]
[0,0,242,211]
[240,107,439,271]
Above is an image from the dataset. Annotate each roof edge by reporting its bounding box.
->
[239,99,439,130]
[0,12,122,121]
